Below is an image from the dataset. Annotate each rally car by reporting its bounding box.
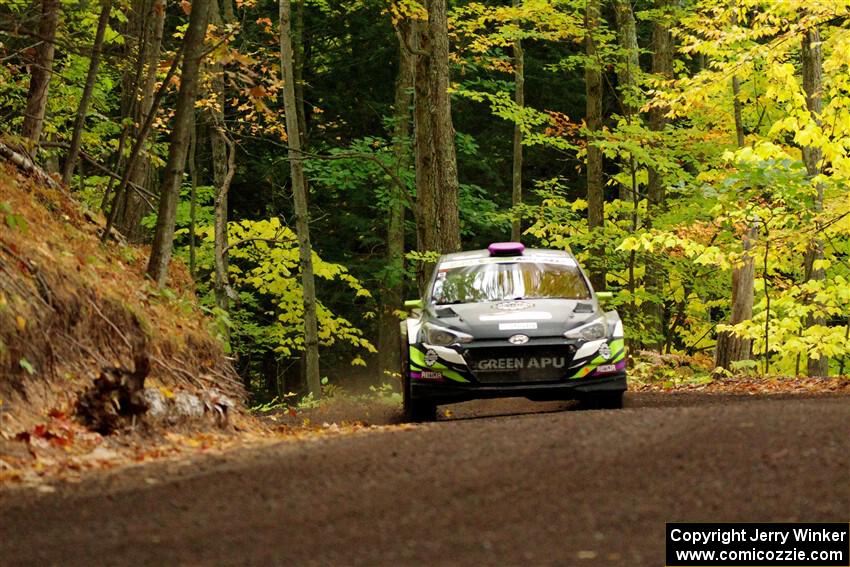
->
[400,242,626,421]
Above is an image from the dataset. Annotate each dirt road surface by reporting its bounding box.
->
[2,393,848,566]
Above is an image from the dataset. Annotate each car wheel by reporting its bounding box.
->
[407,399,437,422]
[399,322,410,384]
[580,391,624,410]
[400,323,411,415]
[402,372,437,422]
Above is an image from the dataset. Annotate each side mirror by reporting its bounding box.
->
[404,299,423,309]
[596,291,613,300]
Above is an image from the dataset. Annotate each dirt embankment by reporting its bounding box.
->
[0,164,246,455]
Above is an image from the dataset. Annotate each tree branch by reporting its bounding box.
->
[0,139,64,192]
[394,24,428,57]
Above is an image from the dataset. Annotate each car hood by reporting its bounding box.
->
[425,299,600,340]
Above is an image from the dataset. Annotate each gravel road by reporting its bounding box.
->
[1,393,848,566]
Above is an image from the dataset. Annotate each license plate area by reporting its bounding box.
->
[463,345,576,383]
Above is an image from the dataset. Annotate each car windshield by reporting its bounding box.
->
[431,260,591,304]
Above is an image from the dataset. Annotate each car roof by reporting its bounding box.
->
[438,247,576,263]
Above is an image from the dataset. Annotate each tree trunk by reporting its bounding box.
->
[116,0,166,241]
[21,0,59,151]
[801,28,828,377]
[146,0,211,285]
[103,49,182,243]
[414,0,461,289]
[293,0,308,146]
[584,0,605,291]
[715,225,756,370]
[207,0,232,315]
[510,0,524,242]
[213,127,237,337]
[714,74,756,371]
[220,0,234,21]
[646,0,672,210]
[188,117,198,275]
[62,0,112,185]
[732,76,745,147]
[377,20,415,381]
[280,0,321,398]
[643,0,673,350]
[613,0,638,203]
[102,1,150,212]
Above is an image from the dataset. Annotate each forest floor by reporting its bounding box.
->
[1,390,848,566]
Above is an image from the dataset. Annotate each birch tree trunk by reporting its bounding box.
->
[147,0,211,285]
[62,0,112,185]
[21,0,59,151]
[801,28,828,377]
[280,0,321,398]
[377,20,415,380]
[585,0,605,291]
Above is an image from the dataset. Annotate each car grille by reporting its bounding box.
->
[463,345,577,383]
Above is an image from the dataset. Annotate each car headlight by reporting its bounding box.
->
[422,322,473,346]
[564,317,608,341]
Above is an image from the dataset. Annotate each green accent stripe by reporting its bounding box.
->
[570,346,626,379]
[409,345,469,382]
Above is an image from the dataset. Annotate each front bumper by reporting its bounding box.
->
[407,335,626,400]
[411,372,627,404]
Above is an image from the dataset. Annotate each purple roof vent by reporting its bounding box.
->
[488,242,525,256]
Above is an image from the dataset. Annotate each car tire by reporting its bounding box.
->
[406,399,437,422]
[400,324,437,423]
[580,391,624,410]
[402,371,437,422]
[399,321,410,383]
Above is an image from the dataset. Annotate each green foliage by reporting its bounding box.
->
[5,0,850,397]
[177,209,377,370]
[1,201,27,233]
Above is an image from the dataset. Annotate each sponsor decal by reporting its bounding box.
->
[597,343,611,359]
[587,359,626,378]
[424,349,439,367]
[475,357,566,371]
[494,301,533,311]
[498,322,538,330]
[480,311,552,321]
[419,370,443,380]
[508,334,529,345]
